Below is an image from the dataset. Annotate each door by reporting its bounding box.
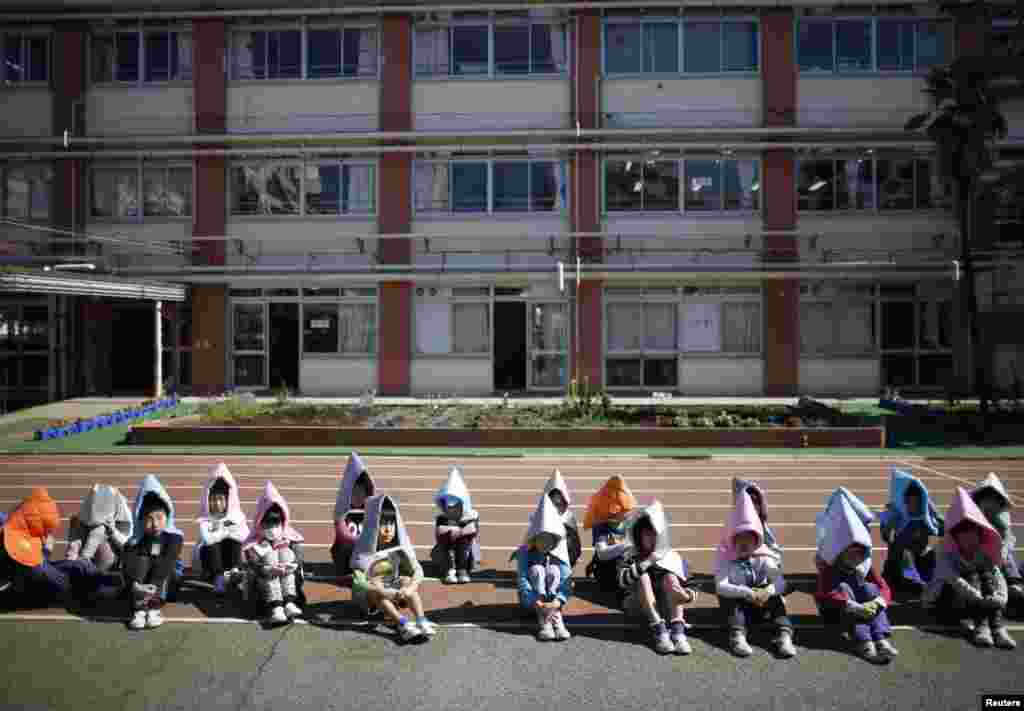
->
[528,302,568,389]
[110,304,155,394]
[493,301,526,391]
[268,302,300,392]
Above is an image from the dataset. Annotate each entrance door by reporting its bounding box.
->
[110,304,155,394]
[493,301,526,391]
[528,302,568,389]
[268,303,299,392]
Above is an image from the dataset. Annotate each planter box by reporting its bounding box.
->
[130,423,886,448]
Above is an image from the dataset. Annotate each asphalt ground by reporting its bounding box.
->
[1,454,1022,711]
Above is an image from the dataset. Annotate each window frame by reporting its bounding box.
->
[1,162,54,223]
[602,154,762,214]
[799,282,878,357]
[796,15,953,75]
[229,158,378,218]
[878,283,955,389]
[90,160,193,222]
[90,26,193,86]
[1,32,50,84]
[230,20,380,81]
[796,153,951,214]
[413,157,566,215]
[413,286,493,357]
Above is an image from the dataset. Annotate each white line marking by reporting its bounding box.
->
[0,473,914,482]
[897,460,1021,507]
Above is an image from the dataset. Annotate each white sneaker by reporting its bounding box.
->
[0,579,12,594]
[399,621,425,642]
[444,569,458,584]
[284,602,302,618]
[776,630,797,659]
[268,606,288,625]
[146,609,164,628]
[730,629,752,658]
[128,610,147,630]
[876,638,899,657]
[417,619,438,637]
[993,626,1017,650]
[457,570,471,584]
[552,613,571,641]
[213,574,227,595]
[537,620,555,641]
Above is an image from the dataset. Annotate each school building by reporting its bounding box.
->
[0,0,1022,408]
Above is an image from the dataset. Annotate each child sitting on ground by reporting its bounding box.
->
[925,486,1016,649]
[715,489,795,658]
[431,466,480,585]
[65,484,133,574]
[122,476,184,630]
[732,478,781,555]
[516,493,574,641]
[194,463,250,594]
[542,469,581,569]
[815,489,897,664]
[332,452,375,579]
[970,473,1023,607]
[0,488,67,604]
[352,495,437,643]
[880,467,944,599]
[243,481,304,626]
[617,500,700,655]
[584,475,637,605]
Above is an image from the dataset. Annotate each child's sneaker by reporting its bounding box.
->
[959,618,977,636]
[651,621,674,655]
[416,618,438,637]
[213,574,227,595]
[398,620,425,642]
[856,640,887,664]
[537,618,555,641]
[669,622,691,655]
[1009,584,1024,603]
[876,638,899,657]
[146,609,164,628]
[775,629,797,659]
[0,578,11,594]
[993,626,1016,650]
[268,606,288,625]
[284,602,302,618]
[973,621,994,648]
[444,569,458,585]
[552,612,571,641]
[456,569,471,584]
[128,610,147,630]
[730,629,753,658]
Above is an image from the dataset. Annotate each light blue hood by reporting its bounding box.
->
[818,490,874,576]
[880,466,943,537]
[128,474,183,544]
[815,487,874,556]
[434,465,478,521]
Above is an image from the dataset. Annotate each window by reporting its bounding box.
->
[451,162,487,212]
[143,165,192,217]
[417,14,566,77]
[2,34,48,83]
[798,20,834,72]
[3,164,52,221]
[231,29,301,79]
[683,21,720,73]
[91,167,139,219]
[453,303,489,353]
[414,162,450,212]
[493,161,560,212]
[304,163,376,215]
[302,304,338,354]
[605,23,643,74]
[605,158,679,211]
[306,27,378,78]
[836,20,872,71]
[230,163,301,215]
[879,284,953,388]
[233,303,265,352]
[685,158,760,212]
[93,163,191,220]
[415,159,565,214]
[605,157,759,212]
[606,298,679,388]
[877,157,914,210]
[452,23,489,75]
[723,22,758,72]
[800,17,951,74]
[605,17,758,75]
[339,304,376,353]
[685,159,722,211]
[92,30,191,83]
[414,292,490,355]
[800,297,874,355]
[799,155,949,212]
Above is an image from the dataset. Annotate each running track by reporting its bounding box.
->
[1,454,1022,628]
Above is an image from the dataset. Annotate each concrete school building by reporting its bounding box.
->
[0,0,1022,405]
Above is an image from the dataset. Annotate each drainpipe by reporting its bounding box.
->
[155,300,163,399]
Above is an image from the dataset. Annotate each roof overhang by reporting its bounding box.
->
[0,270,187,301]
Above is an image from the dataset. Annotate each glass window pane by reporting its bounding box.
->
[605,159,644,210]
[642,159,679,210]
[415,28,449,76]
[145,32,171,81]
[835,301,874,352]
[21,306,47,350]
[343,164,375,213]
[451,162,487,212]
[723,302,761,352]
[414,162,449,212]
[607,358,643,387]
[269,30,301,78]
[91,168,138,219]
[116,32,140,82]
[339,303,376,354]
[836,158,874,210]
[232,164,299,215]
[234,355,265,387]
[919,354,953,387]
[684,159,721,211]
[532,355,566,387]
[878,157,915,210]
[878,19,914,71]
[232,31,258,79]
[530,162,559,211]
[916,21,951,70]
[353,28,378,77]
[800,302,832,355]
[29,165,53,221]
[531,303,567,351]
[233,304,265,352]
[4,35,23,82]
[836,20,871,72]
[530,24,564,73]
[303,304,340,354]
[306,164,340,214]
[920,300,953,349]
[4,167,29,218]
[308,29,341,78]
[143,166,191,217]
[644,358,677,387]
[494,162,530,211]
[175,33,192,80]
[724,160,760,210]
[798,20,833,72]
[882,301,915,349]
[453,303,490,354]
[606,23,642,74]
[607,303,643,351]
[452,25,488,75]
[882,354,915,387]
[798,159,835,211]
[92,35,116,82]
[644,23,678,73]
[644,303,676,350]
[723,21,758,71]
[28,36,48,81]
[684,21,720,73]
[495,24,530,74]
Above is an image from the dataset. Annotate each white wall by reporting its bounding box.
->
[411,357,492,395]
[227,81,378,133]
[414,79,570,131]
[300,357,376,395]
[88,86,193,135]
[603,78,761,128]
[679,357,762,395]
[224,219,378,261]
[0,89,53,137]
[797,213,957,257]
[798,77,929,127]
[800,358,879,396]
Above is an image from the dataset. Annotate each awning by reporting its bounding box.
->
[0,270,187,301]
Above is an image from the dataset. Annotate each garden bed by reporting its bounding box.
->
[34,397,182,441]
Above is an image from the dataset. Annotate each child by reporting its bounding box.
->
[617,500,699,655]
[332,451,376,579]
[243,481,305,625]
[814,486,875,571]
[880,467,944,599]
[431,466,480,585]
[925,486,1016,649]
[0,488,68,604]
[542,468,582,569]
[193,463,250,594]
[351,494,437,643]
[516,493,574,641]
[583,475,637,604]
[121,475,184,630]
[65,484,133,574]
[970,473,1023,606]
[732,478,781,555]
[815,490,897,664]
[715,489,794,658]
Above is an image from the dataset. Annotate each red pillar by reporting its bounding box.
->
[52,26,86,255]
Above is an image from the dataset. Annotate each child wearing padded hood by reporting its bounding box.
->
[121,475,184,630]
[970,473,1023,607]
[584,475,637,604]
[617,500,699,656]
[732,478,781,556]
[515,493,574,641]
[815,488,897,664]
[65,484,133,574]
[351,494,437,643]
[431,466,480,585]
[332,452,375,580]
[194,463,250,595]
[715,489,795,659]
[880,467,944,599]
[541,469,582,569]
[243,481,304,626]
[0,488,68,604]
[925,487,1016,649]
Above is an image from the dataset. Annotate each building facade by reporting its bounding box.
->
[0,1,1022,404]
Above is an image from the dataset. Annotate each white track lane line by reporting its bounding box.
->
[0,473,912,481]
[899,460,1020,506]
